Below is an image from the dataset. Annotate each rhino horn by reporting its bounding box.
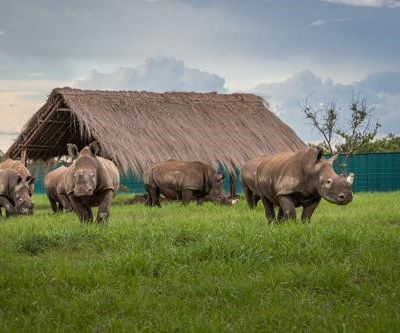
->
[329,147,339,164]
[347,173,355,185]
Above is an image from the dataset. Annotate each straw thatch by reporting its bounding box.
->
[6,87,306,175]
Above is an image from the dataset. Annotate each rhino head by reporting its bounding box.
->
[12,175,35,215]
[311,148,353,205]
[67,142,101,197]
[205,172,238,206]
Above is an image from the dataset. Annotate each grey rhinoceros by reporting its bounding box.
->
[45,166,72,213]
[144,160,236,207]
[64,142,120,223]
[241,148,354,222]
[0,169,35,217]
[0,158,36,196]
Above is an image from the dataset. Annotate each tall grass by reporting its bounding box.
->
[0,193,399,332]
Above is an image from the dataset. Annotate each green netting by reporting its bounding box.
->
[28,153,400,194]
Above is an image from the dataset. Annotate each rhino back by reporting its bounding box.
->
[97,157,120,194]
[241,155,269,193]
[256,150,312,203]
[0,159,31,180]
[152,160,206,191]
[45,166,67,196]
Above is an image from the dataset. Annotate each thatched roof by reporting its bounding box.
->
[6,88,306,174]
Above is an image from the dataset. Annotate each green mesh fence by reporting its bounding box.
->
[28,153,400,194]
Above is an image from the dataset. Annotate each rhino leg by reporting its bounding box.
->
[301,197,321,222]
[277,196,296,220]
[58,193,72,213]
[68,195,91,222]
[96,190,113,224]
[146,185,161,207]
[181,190,194,206]
[0,197,15,217]
[261,197,275,222]
[47,195,59,213]
[254,195,261,208]
[277,206,284,220]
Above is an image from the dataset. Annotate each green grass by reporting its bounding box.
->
[1,193,400,332]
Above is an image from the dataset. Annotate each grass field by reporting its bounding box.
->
[1,193,400,332]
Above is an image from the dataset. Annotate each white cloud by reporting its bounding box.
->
[251,70,400,142]
[310,17,351,27]
[310,19,327,26]
[74,57,226,93]
[0,79,68,151]
[321,0,400,8]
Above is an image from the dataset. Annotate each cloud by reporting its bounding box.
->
[310,17,351,27]
[0,79,67,151]
[74,57,226,93]
[0,30,5,35]
[251,70,400,142]
[310,20,327,26]
[358,71,400,94]
[321,0,400,8]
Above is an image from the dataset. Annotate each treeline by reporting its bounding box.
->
[338,134,400,154]
[314,134,400,154]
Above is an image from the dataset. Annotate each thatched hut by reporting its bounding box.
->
[6,88,306,194]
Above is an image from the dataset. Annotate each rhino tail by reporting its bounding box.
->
[243,184,256,209]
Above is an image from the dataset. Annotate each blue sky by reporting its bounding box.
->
[0,0,399,150]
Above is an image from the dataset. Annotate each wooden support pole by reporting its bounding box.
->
[21,149,27,166]
[230,173,236,199]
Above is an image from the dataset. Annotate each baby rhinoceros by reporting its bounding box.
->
[0,158,36,196]
[0,169,35,217]
[242,147,353,222]
[64,142,120,223]
[144,160,235,207]
[45,166,72,213]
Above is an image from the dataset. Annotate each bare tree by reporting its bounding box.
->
[302,95,381,171]
[302,98,338,155]
[336,96,381,165]
[0,149,4,162]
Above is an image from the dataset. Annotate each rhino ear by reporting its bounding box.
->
[27,176,36,185]
[216,173,225,182]
[67,144,79,159]
[315,147,323,162]
[89,141,101,156]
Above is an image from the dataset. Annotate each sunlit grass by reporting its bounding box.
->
[1,192,399,332]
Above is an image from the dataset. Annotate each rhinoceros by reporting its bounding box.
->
[241,148,353,222]
[0,169,34,217]
[144,160,235,207]
[240,155,268,209]
[45,166,72,213]
[64,142,120,223]
[0,158,36,196]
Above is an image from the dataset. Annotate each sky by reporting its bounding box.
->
[0,0,399,151]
